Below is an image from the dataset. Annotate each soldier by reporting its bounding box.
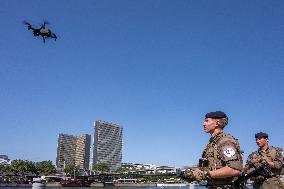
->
[182,111,243,189]
[244,132,284,189]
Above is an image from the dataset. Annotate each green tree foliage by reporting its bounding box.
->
[35,160,56,175]
[11,159,36,174]
[115,166,130,173]
[0,164,11,173]
[64,162,79,178]
[93,163,110,173]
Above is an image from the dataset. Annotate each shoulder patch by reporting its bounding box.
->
[223,147,236,157]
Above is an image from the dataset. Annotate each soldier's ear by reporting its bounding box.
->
[215,119,221,126]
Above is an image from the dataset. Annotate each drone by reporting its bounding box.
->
[23,21,57,43]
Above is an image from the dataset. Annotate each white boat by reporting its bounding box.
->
[157,178,187,187]
[32,177,46,189]
[157,183,187,187]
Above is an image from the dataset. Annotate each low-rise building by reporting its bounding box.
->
[0,155,11,165]
[156,166,176,174]
[120,163,177,175]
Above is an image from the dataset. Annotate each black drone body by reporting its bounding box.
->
[23,21,57,43]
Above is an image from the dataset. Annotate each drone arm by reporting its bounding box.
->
[23,21,31,30]
[52,33,57,41]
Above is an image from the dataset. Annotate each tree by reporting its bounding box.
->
[35,160,56,175]
[115,166,130,174]
[64,163,79,178]
[93,163,110,173]
[0,164,11,173]
[11,159,36,175]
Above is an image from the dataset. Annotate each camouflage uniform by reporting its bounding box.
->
[201,131,243,189]
[245,146,284,189]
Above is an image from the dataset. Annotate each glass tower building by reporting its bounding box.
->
[93,120,123,172]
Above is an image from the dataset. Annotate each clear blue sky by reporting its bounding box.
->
[0,0,283,167]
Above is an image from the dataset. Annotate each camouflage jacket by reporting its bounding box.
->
[201,132,243,185]
[202,131,243,171]
[245,146,284,177]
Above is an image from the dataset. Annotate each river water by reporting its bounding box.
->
[2,186,253,189]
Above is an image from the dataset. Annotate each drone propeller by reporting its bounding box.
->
[22,20,31,26]
[38,20,50,29]
[54,34,61,41]
[54,34,60,41]
[43,20,50,25]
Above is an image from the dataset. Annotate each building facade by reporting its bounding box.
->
[93,120,123,172]
[56,133,91,170]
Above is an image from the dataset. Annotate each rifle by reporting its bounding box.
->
[233,162,272,187]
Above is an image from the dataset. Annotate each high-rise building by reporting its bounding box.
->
[93,120,123,172]
[56,133,91,170]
